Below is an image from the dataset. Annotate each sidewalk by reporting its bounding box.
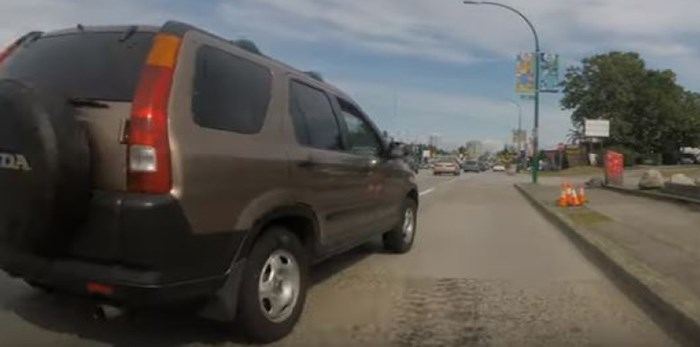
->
[515,183,700,344]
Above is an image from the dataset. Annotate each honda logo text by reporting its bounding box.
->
[0,152,32,171]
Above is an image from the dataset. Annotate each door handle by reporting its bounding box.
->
[298,160,317,169]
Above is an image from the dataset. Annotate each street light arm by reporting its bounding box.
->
[462,0,542,183]
[463,1,539,50]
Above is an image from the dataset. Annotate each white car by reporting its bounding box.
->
[492,164,506,172]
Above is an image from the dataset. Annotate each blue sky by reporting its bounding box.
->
[3,0,700,150]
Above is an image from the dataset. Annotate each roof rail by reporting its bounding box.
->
[233,39,261,55]
[305,71,324,82]
[161,21,263,56]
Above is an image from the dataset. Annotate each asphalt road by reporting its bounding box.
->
[0,171,676,346]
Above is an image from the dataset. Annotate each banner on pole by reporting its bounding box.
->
[515,52,535,94]
[539,53,560,93]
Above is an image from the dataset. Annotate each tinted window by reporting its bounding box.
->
[289,81,342,150]
[337,99,382,157]
[0,32,154,101]
[193,46,272,134]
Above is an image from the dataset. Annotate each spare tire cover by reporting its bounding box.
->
[0,79,90,255]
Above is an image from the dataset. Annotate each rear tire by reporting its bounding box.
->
[383,198,418,254]
[237,226,308,343]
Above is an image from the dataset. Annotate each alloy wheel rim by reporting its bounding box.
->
[403,207,415,243]
[258,249,300,323]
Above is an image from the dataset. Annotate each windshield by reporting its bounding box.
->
[0,31,153,101]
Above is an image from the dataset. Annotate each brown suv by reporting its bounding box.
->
[0,21,418,342]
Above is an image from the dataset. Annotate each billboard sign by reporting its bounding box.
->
[584,119,610,137]
[515,52,535,94]
[512,130,527,144]
[539,53,560,93]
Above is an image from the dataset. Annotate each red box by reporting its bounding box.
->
[605,151,624,186]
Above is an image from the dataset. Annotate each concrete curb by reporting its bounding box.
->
[604,184,700,206]
[514,183,700,346]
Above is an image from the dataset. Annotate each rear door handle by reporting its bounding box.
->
[298,160,317,169]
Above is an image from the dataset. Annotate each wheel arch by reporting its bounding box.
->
[236,204,321,262]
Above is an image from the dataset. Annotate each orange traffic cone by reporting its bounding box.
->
[564,183,574,206]
[557,184,568,207]
[570,186,582,206]
[578,186,587,204]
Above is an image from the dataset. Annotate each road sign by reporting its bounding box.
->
[422,150,431,159]
[584,119,610,137]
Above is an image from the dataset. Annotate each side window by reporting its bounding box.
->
[289,81,343,150]
[192,45,272,134]
[337,99,382,157]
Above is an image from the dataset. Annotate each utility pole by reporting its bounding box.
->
[463,1,541,183]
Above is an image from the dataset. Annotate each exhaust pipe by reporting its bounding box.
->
[93,304,123,321]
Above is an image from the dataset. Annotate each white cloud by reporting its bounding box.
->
[0,0,179,45]
[213,0,700,88]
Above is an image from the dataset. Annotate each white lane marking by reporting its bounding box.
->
[419,175,462,197]
[419,188,435,196]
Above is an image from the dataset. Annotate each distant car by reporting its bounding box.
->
[492,164,506,172]
[478,162,490,172]
[679,153,699,165]
[462,160,481,173]
[433,156,461,176]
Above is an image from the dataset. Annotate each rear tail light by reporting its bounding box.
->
[0,32,41,68]
[87,282,114,296]
[0,40,21,68]
[127,33,181,194]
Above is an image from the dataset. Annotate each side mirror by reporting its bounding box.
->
[388,142,407,158]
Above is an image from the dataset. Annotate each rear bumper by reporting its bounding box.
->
[0,244,238,305]
[0,191,248,305]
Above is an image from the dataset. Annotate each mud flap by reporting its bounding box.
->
[198,258,246,322]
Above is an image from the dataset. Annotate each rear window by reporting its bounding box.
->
[192,45,272,134]
[0,31,154,101]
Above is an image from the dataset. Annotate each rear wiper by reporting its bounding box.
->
[119,26,139,42]
[68,97,110,109]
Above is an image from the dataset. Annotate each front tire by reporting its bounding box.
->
[383,198,418,254]
[237,226,308,343]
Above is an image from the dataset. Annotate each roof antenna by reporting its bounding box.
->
[77,24,84,31]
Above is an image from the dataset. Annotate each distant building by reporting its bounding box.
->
[464,141,483,159]
[428,134,440,149]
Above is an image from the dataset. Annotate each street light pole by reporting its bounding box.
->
[507,100,522,152]
[462,1,541,183]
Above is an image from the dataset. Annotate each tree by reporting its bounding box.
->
[566,127,584,145]
[561,52,700,163]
